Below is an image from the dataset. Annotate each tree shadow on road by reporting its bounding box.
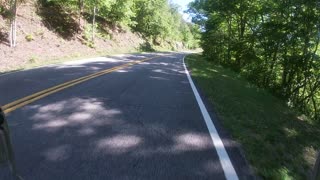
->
[0,55,250,180]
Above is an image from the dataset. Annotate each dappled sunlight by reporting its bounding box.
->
[140,62,151,65]
[283,127,298,138]
[54,65,89,70]
[77,127,96,136]
[89,67,102,71]
[151,65,186,76]
[29,97,123,132]
[33,119,68,129]
[42,145,72,162]
[136,132,213,156]
[68,112,92,123]
[303,147,317,168]
[149,76,169,81]
[95,135,142,154]
[54,58,124,70]
[115,69,130,73]
[173,133,212,152]
[159,62,169,66]
[151,68,182,76]
[0,53,235,179]
[112,54,151,59]
[208,68,219,73]
[153,69,164,73]
[51,54,161,72]
[202,160,223,174]
[170,68,187,74]
[60,57,131,66]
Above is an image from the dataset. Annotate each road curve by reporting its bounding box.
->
[0,53,253,180]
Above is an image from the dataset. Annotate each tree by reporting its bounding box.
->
[188,0,320,121]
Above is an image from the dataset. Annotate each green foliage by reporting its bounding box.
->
[28,55,38,63]
[189,0,320,122]
[101,0,136,26]
[0,4,5,14]
[37,0,200,48]
[0,0,15,19]
[131,0,200,48]
[139,42,155,52]
[25,34,34,41]
[82,24,96,48]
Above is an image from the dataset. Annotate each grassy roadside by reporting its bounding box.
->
[185,54,320,179]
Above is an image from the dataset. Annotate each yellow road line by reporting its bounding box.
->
[2,61,133,109]
[3,56,160,114]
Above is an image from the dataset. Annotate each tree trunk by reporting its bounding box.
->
[227,16,232,63]
[78,0,84,31]
[9,0,17,47]
[92,5,96,42]
[265,44,279,87]
[13,16,17,47]
[9,21,13,47]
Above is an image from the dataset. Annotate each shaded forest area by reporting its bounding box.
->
[188,0,320,123]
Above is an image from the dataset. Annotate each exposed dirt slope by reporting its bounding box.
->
[0,1,145,72]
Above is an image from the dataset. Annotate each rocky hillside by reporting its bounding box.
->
[0,1,147,72]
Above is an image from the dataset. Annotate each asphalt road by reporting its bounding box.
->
[0,53,253,180]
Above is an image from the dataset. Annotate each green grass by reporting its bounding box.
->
[185,54,320,179]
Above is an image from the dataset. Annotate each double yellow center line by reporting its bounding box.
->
[2,56,160,114]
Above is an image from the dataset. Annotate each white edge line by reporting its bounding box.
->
[182,55,239,180]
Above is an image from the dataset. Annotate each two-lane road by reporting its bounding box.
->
[0,53,251,180]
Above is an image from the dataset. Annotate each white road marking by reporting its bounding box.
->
[182,55,239,180]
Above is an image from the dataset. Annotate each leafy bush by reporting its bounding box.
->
[25,34,34,41]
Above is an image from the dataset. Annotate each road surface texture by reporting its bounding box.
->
[0,53,254,180]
